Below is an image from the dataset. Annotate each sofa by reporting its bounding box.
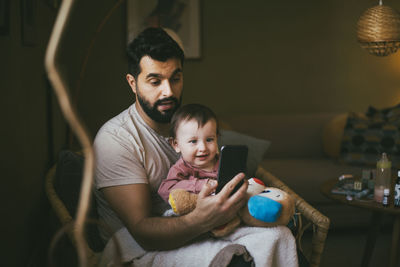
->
[221,112,374,229]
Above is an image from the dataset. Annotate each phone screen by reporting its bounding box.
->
[216,145,248,194]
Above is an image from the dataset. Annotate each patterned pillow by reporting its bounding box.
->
[340,104,400,167]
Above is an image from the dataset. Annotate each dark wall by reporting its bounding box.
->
[76,0,400,134]
[1,1,59,266]
[2,0,400,265]
[184,0,400,116]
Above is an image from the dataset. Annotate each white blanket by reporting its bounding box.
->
[99,226,298,267]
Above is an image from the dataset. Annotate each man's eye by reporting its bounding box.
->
[171,76,182,83]
[150,79,161,86]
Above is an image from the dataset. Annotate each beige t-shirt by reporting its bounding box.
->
[93,104,179,242]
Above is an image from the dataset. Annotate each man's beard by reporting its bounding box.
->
[137,91,181,123]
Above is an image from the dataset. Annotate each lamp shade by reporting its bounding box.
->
[357,4,400,56]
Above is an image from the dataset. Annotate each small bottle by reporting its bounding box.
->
[368,170,375,190]
[383,188,390,207]
[374,153,391,203]
[394,171,400,207]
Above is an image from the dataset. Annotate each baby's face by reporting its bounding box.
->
[172,118,219,171]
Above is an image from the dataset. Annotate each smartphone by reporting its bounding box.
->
[216,145,248,194]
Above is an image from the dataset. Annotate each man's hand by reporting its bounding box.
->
[187,173,248,233]
[101,173,247,250]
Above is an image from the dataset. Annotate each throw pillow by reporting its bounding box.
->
[340,105,400,168]
[218,130,271,177]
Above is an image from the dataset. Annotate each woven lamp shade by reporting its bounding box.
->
[357,4,400,56]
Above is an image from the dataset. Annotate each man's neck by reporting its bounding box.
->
[135,102,170,136]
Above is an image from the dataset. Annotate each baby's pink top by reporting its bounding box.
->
[158,157,219,203]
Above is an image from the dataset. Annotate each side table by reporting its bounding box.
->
[321,178,400,267]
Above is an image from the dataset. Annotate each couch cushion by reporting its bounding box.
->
[259,158,378,228]
[221,113,338,158]
[259,158,365,204]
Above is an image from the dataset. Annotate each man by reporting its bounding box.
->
[94,26,248,256]
[94,28,297,267]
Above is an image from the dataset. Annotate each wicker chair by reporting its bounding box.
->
[255,166,330,267]
[45,152,103,266]
[45,151,329,267]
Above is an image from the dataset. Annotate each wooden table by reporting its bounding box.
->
[321,178,400,267]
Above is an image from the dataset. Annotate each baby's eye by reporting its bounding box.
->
[206,137,214,142]
[189,140,197,144]
[262,190,271,193]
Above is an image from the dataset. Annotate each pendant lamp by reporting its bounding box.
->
[357,0,400,56]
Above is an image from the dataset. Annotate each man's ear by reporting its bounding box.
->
[126,74,137,94]
[170,138,181,153]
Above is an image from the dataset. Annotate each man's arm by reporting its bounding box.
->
[101,173,248,251]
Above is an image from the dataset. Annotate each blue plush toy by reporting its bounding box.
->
[239,178,295,227]
[248,193,283,222]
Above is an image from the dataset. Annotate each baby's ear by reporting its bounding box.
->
[168,137,174,146]
[170,138,181,153]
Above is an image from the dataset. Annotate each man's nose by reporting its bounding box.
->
[161,80,173,97]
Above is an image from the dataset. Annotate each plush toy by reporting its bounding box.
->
[168,178,295,237]
[239,178,295,228]
[168,188,241,237]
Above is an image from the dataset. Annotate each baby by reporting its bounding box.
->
[158,104,295,235]
[158,103,221,203]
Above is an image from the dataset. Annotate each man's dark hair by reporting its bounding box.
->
[127,27,185,79]
[170,104,220,139]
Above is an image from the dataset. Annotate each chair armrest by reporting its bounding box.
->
[45,165,74,228]
[45,164,100,265]
[255,166,330,267]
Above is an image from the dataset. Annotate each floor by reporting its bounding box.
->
[301,227,395,267]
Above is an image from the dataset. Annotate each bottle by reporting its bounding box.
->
[368,170,375,190]
[383,188,390,207]
[394,170,400,207]
[374,153,391,203]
